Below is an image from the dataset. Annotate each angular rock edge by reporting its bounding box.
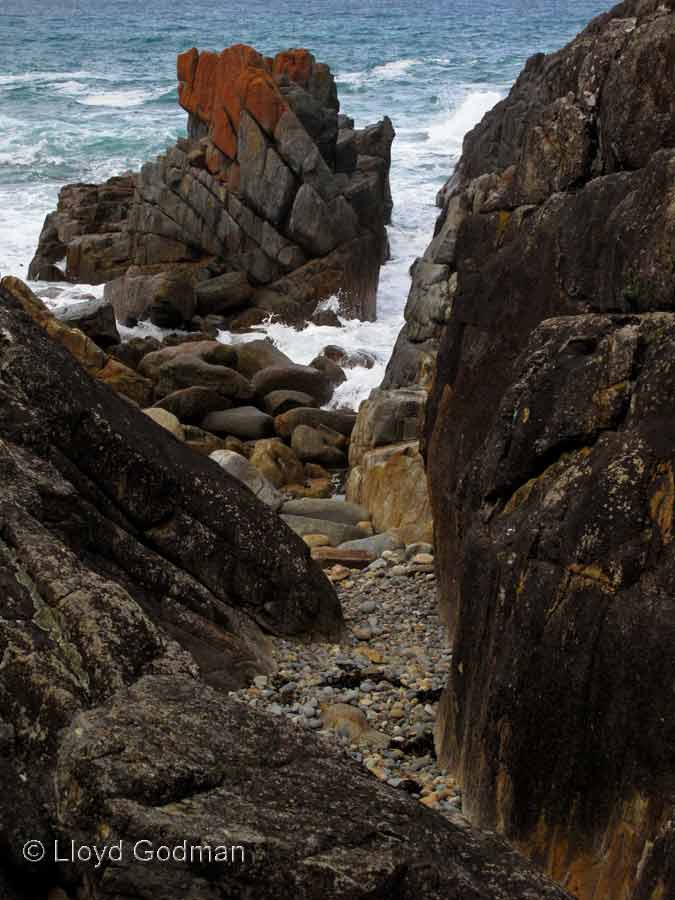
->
[417,1,675,897]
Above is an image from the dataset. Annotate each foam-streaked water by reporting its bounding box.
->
[0,0,612,407]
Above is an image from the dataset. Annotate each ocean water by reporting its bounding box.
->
[0,0,612,407]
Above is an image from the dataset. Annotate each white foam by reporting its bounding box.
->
[427,89,502,153]
[0,69,96,87]
[371,58,421,80]
[78,89,157,108]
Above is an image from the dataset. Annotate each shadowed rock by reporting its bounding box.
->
[417,1,675,896]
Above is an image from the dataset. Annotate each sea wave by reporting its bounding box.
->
[427,89,502,153]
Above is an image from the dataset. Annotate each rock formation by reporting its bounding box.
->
[0,278,573,899]
[413,0,675,896]
[29,46,394,328]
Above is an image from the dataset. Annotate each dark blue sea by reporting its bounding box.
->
[0,0,613,404]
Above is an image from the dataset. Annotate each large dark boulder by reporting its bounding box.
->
[54,674,572,900]
[418,1,675,896]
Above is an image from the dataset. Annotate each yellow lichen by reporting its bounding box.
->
[649,462,674,545]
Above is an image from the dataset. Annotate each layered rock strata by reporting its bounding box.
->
[29,46,394,328]
[416,1,675,896]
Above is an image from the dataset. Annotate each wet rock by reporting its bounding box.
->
[105,265,198,328]
[264,388,317,416]
[194,271,254,315]
[53,296,120,349]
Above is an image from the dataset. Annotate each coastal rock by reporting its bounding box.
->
[27,175,135,284]
[31,45,394,328]
[248,438,305,488]
[291,424,347,467]
[232,339,293,378]
[152,385,231,423]
[104,265,198,328]
[281,515,367,547]
[347,441,432,545]
[1,276,153,406]
[209,449,284,509]
[349,387,427,467]
[202,406,275,440]
[54,674,572,900]
[0,277,344,886]
[143,406,185,439]
[281,498,369,525]
[421,2,675,896]
[253,364,333,405]
[53,296,120,348]
[275,406,357,438]
[194,270,254,315]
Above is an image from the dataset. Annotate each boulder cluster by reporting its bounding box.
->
[29,45,394,330]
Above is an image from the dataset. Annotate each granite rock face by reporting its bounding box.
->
[29,45,394,328]
[420,1,675,896]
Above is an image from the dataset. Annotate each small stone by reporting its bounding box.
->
[253,675,269,689]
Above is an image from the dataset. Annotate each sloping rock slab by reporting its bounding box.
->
[55,674,574,900]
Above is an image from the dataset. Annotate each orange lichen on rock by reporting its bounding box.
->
[177,43,292,162]
[272,49,315,86]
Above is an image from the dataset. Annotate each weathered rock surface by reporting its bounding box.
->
[2,276,152,406]
[0,277,347,890]
[421,2,675,897]
[349,386,427,467]
[275,406,356,439]
[53,674,572,900]
[53,295,120,348]
[347,441,433,545]
[210,449,284,509]
[30,45,394,327]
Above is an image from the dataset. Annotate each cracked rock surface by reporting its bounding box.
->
[419,1,675,896]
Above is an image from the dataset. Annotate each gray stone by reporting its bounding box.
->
[281,514,367,546]
[264,389,317,416]
[202,406,275,440]
[281,498,370,525]
[194,271,254,315]
[291,424,347,467]
[210,450,283,510]
[153,386,232,424]
[340,533,404,557]
[54,296,120,348]
[252,364,333,406]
